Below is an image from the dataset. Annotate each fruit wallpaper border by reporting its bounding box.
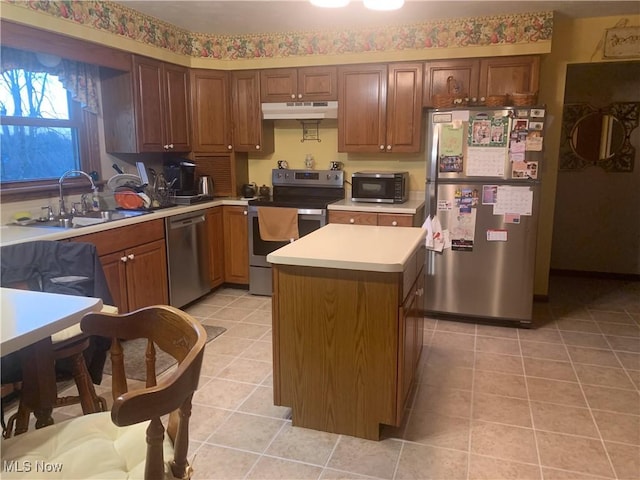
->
[5,1,553,60]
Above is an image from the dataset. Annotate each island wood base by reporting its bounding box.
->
[272,263,423,441]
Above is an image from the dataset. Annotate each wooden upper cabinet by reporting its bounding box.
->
[261,66,338,102]
[479,55,540,97]
[423,59,480,107]
[338,63,422,153]
[191,69,233,153]
[101,55,191,154]
[231,70,274,154]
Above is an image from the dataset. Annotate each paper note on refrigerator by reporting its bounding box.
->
[466,147,507,176]
[493,186,534,216]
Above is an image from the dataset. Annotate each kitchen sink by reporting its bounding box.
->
[18,209,151,230]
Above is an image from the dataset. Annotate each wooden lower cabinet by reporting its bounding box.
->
[272,250,424,440]
[206,207,225,288]
[222,205,249,284]
[329,210,415,227]
[72,219,168,313]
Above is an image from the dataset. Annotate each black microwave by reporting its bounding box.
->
[351,171,409,204]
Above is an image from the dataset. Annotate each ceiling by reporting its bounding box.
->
[116,0,639,36]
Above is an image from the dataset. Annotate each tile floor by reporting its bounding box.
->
[52,275,640,479]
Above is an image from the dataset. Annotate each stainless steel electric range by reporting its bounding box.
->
[247,169,344,296]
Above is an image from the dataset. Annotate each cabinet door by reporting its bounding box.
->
[423,59,480,106]
[125,239,169,311]
[386,63,423,153]
[479,55,540,97]
[298,66,338,101]
[207,207,225,288]
[231,70,274,154]
[191,69,232,153]
[260,68,297,102]
[100,251,128,313]
[223,206,249,284]
[163,63,191,152]
[338,64,387,153]
[397,278,419,423]
[133,56,166,152]
[328,210,378,225]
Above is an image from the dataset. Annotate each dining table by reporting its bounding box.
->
[1,287,103,430]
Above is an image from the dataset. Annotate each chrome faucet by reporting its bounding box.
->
[58,170,97,218]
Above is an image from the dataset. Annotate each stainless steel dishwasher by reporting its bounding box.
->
[165,211,210,308]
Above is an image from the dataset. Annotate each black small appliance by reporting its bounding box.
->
[164,160,197,196]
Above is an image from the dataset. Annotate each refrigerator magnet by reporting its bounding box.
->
[530,108,545,118]
[487,229,508,241]
[482,185,498,205]
[504,213,521,224]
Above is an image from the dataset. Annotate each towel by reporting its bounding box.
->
[257,207,300,241]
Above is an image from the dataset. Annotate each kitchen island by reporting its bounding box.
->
[267,223,426,440]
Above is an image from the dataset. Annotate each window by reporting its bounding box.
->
[0,48,100,199]
[0,70,81,182]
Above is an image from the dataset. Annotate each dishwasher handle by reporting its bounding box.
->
[169,214,206,229]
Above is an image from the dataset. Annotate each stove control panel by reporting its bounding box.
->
[272,169,343,187]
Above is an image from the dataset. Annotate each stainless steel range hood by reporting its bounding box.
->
[261,101,338,120]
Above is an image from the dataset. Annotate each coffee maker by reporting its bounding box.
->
[164,160,196,196]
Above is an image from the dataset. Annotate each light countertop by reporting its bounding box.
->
[0,197,248,247]
[267,223,426,272]
[329,198,424,214]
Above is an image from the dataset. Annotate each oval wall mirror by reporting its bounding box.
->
[570,112,625,163]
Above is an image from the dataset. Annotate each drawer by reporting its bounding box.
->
[72,219,165,256]
[329,210,377,225]
[378,213,413,227]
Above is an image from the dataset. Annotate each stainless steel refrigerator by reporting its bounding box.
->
[424,106,545,325]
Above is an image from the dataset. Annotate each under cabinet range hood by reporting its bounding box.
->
[261,101,338,120]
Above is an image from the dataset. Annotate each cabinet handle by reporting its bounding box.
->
[255,145,260,150]
[127,253,135,260]
[227,145,232,150]
[386,145,391,151]
[291,94,296,99]
[392,221,398,226]
[379,145,385,150]
[298,93,302,99]
[163,144,169,150]
[243,210,248,216]
[120,256,128,263]
[168,143,174,149]
[349,218,355,224]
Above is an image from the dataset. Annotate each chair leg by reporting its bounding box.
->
[68,352,105,414]
[5,404,31,438]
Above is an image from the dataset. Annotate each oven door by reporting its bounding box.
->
[248,207,326,268]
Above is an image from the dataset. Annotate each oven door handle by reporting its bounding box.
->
[297,208,325,216]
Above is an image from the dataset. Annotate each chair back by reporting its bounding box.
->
[81,305,206,480]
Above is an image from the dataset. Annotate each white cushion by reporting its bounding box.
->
[51,305,119,343]
[1,412,178,479]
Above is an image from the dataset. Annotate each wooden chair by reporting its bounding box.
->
[1,305,206,480]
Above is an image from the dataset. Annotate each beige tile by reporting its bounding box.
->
[472,392,532,427]
[526,377,587,407]
[473,370,528,399]
[184,303,221,318]
[198,352,235,377]
[566,345,622,368]
[193,378,257,409]
[520,340,569,361]
[320,468,378,479]
[422,365,474,390]
[523,357,577,382]
[244,309,273,326]
[403,410,471,450]
[229,295,270,310]
[474,352,524,375]
[226,322,271,340]
[238,385,291,419]
[191,443,259,480]
[327,436,402,479]
[470,420,538,464]
[206,335,255,356]
[412,384,472,418]
[573,364,636,390]
[582,384,640,414]
[541,467,613,479]
[217,357,272,384]
[590,310,636,324]
[560,331,610,349]
[247,456,323,479]
[208,412,285,453]
[468,454,541,480]
[530,401,599,437]
[424,347,475,369]
[242,340,273,363]
[597,322,640,337]
[627,369,640,390]
[210,306,254,322]
[536,430,614,478]
[266,423,339,465]
[518,327,563,344]
[476,336,521,356]
[551,304,592,320]
[431,331,476,351]
[592,409,640,445]
[476,324,519,339]
[606,335,640,353]
[188,405,232,441]
[197,293,237,306]
[395,442,468,480]
[605,441,640,480]
[556,318,601,333]
[436,319,477,334]
[616,351,640,370]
